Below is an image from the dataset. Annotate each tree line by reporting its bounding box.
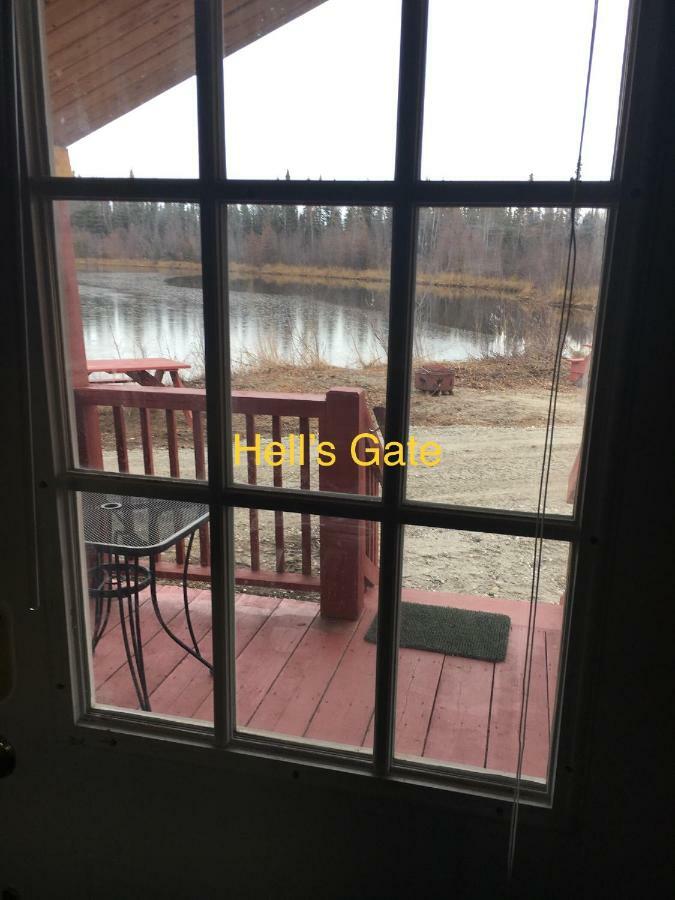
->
[69,201,605,290]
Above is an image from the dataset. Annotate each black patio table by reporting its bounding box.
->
[82,492,211,711]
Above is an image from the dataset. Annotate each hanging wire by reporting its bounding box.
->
[507,0,600,880]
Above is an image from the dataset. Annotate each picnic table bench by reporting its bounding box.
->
[87,357,191,387]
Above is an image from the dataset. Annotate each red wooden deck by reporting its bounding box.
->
[93,586,563,781]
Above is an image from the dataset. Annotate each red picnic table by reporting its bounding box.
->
[86,357,191,387]
[87,358,193,423]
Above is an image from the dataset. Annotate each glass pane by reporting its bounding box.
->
[406,207,605,514]
[43,0,198,177]
[223,1,401,179]
[54,200,207,479]
[228,507,379,752]
[395,527,570,784]
[79,491,213,723]
[422,0,629,180]
[228,204,391,497]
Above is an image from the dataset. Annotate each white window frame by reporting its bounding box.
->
[12,0,666,819]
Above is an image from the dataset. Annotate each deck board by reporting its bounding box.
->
[248,613,361,739]
[91,585,561,780]
[303,599,377,749]
[148,594,281,720]
[96,589,212,709]
[390,649,445,757]
[545,629,562,732]
[484,625,549,779]
[235,598,319,727]
[422,655,494,768]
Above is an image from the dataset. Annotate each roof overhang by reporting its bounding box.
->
[44,0,326,146]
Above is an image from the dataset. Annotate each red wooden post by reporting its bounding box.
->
[299,416,312,575]
[318,389,369,620]
[55,147,103,469]
[566,447,582,505]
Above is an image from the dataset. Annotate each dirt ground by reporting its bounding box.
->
[97,357,585,605]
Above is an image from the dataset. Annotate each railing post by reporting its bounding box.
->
[318,388,369,619]
[55,147,103,469]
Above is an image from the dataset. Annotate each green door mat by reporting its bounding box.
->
[365,602,510,663]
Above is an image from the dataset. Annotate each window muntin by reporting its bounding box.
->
[24,0,637,798]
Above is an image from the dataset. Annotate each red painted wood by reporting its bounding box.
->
[165,409,184,564]
[362,555,379,589]
[545,629,562,732]
[150,594,282,720]
[485,625,550,780]
[318,389,368,619]
[153,561,321,591]
[235,599,318,727]
[57,172,104,471]
[391,648,445,759]
[75,397,104,470]
[93,586,552,776]
[76,386,327,419]
[92,592,156,686]
[154,561,211,582]
[521,629,550,779]
[111,406,129,473]
[138,407,154,475]
[165,408,180,476]
[191,409,209,568]
[422,655,494,768]
[304,599,376,748]
[76,384,207,411]
[87,358,190,374]
[567,447,581,505]
[233,594,283,655]
[245,414,260,570]
[93,588,208,707]
[191,594,284,722]
[247,611,361,739]
[149,643,214,720]
[272,415,285,573]
[232,391,325,418]
[299,416,312,576]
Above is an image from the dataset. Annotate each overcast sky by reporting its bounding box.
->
[65,0,629,182]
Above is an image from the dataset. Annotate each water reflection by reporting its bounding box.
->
[78,269,594,371]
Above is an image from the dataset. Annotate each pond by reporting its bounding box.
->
[77,269,594,373]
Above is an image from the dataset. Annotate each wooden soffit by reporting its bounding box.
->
[44,0,326,146]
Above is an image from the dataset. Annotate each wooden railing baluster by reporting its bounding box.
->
[245,414,260,570]
[139,408,155,475]
[74,385,378,606]
[192,409,209,567]
[112,406,129,473]
[272,415,285,573]
[299,416,312,575]
[166,408,185,565]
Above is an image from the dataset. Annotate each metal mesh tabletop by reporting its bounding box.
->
[82,493,209,554]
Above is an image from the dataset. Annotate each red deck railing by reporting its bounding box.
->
[75,383,380,620]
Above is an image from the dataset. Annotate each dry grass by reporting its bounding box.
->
[76,257,202,272]
[76,257,559,301]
